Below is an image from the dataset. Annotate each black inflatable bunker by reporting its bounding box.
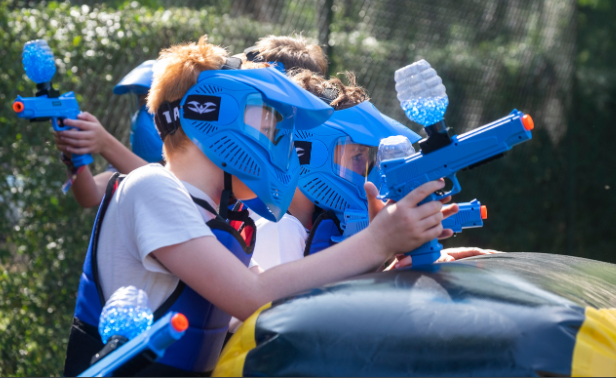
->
[214,253,616,377]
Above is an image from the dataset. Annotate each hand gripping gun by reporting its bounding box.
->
[12,40,93,167]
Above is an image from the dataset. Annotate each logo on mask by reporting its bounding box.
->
[183,95,221,121]
[187,101,217,114]
[294,141,312,165]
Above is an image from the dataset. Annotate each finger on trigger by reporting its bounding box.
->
[403,180,446,207]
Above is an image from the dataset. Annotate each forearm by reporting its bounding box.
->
[247,229,387,316]
[70,167,107,208]
[156,229,388,321]
[100,131,148,174]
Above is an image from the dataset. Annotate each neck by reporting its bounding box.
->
[166,144,224,204]
[288,189,316,230]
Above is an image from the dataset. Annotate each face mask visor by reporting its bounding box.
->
[242,93,295,171]
[333,136,379,190]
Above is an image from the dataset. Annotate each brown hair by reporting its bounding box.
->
[251,35,328,75]
[289,69,369,110]
[147,36,266,156]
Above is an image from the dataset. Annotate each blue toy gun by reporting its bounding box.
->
[79,312,188,377]
[379,110,534,266]
[332,199,487,243]
[12,40,93,167]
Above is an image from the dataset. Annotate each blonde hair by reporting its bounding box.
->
[147,36,266,156]
[289,69,369,110]
[251,35,328,75]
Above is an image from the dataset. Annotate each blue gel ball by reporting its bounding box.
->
[22,40,56,84]
[99,305,154,344]
[401,96,449,126]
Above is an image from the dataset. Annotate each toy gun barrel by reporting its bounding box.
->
[13,92,93,167]
[380,110,533,203]
[78,312,188,377]
[13,93,79,124]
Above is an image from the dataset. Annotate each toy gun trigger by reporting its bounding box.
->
[434,173,461,200]
[50,117,70,132]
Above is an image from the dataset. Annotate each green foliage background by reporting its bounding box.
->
[0,0,614,375]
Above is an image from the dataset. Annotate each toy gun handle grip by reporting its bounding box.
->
[404,238,442,266]
[402,195,445,266]
[52,113,93,168]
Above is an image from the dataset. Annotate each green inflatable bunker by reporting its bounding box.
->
[214,253,616,377]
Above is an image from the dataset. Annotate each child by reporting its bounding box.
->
[63,36,448,376]
[252,70,499,271]
[240,34,327,75]
[53,61,161,208]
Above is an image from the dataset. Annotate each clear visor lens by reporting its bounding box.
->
[333,136,378,186]
[243,93,294,170]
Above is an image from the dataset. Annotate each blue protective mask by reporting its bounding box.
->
[267,61,286,74]
[131,105,164,163]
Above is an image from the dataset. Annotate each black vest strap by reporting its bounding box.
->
[219,172,233,220]
[190,195,224,222]
[91,172,126,307]
[303,209,343,257]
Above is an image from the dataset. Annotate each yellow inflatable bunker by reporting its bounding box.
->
[214,253,616,377]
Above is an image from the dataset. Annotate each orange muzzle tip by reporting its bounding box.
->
[13,101,24,113]
[171,313,189,332]
[480,205,488,220]
[522,114,534,131]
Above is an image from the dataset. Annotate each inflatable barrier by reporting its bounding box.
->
[214,253,616,377]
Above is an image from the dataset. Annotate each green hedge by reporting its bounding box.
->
[0,2,305,375]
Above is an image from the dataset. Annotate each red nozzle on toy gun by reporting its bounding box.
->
[13,101,24,113]
[522,114,534,131]
[481,205,487,220]
[171,313,189,332]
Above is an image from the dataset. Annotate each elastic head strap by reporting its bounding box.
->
[317,87,340,106]
[243,46,262,63]
[221,57,242,70]
[154,99,181,141]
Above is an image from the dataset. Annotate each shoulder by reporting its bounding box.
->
[120,164,183,192]
[115,164,191,204]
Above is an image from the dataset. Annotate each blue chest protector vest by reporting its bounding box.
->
[303,210,343,257]
[64,173,255,377]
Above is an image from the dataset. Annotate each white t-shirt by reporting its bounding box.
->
[252,213,309,271]
[97,164,218,309]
